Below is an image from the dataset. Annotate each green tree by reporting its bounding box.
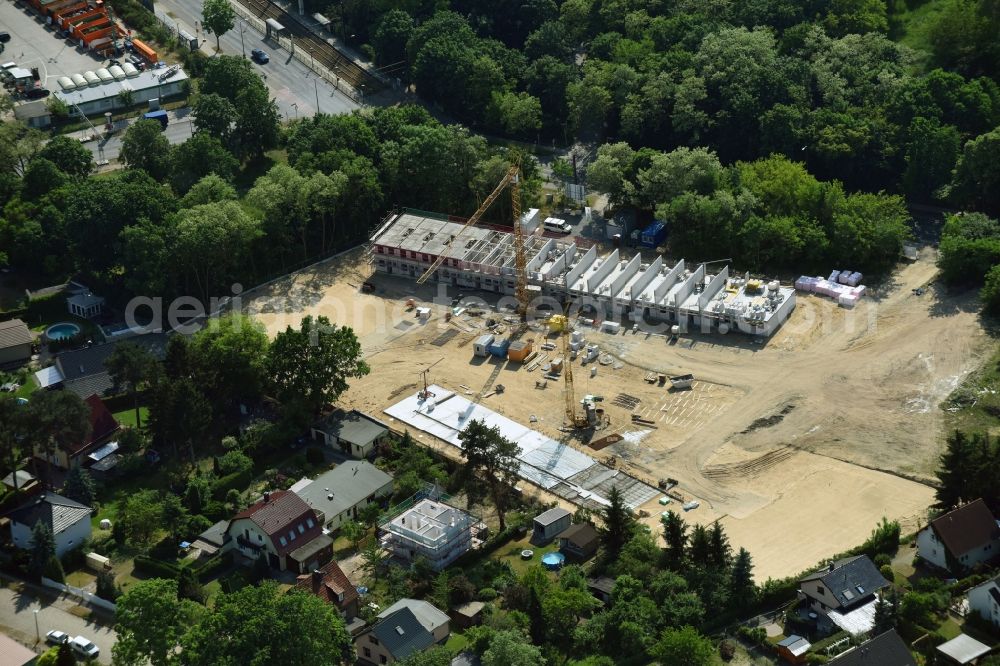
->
[872,591,896,635]
[599,486,635,559]
[397,647,454,666]
[179,583,353,665]
[542,586,599,652]
[62,466,96,506]
[173,203,263,303]
[22,158,68,200]
[169,132,240,194]
[149,378,211,461]
[188,315,269,413]
[105,342,158,429]
[96,569,121,602]
[0,395,26,496]
[372,10,414,66]
[181,173,238,208]
[489,91,543,136]
[38,135,94,177]
[192,92,237,143]
[903,118,961,202]
[120,120,171,181]
[118,489,163,551]
[234,84,280,159]
[266,315,369,419]
[651,626,715,666]
[661,510,688,570]
[458,419,521,531]
[28,522,56,580]
[981,264,1000,313]
[202,0,236,51]
[482,631,545,666]
[730,547,756,610]
[24,391,91,486]
[113,578,195,666]
[161,494,189,541]
[340,519,366,550]
[948,126,1000,215]
[55,644,75,666]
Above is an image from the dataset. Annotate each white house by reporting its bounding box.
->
[381,498,477,571]
[968,577,1000,629]
[224,490,333,573]
[9,493,92,558]
[292,461,394,531]
[798,556,889,636]
[916,499,1000,573]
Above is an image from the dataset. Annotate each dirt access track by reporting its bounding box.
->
[245,246,988,581]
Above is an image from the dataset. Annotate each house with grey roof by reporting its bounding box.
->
[0,319,33,367]
[377,599,450,643]
[356,607,435,665]
[916,499,1000,574]
[33,333,170,398]
[293,461,394,531]
[798,555,889,636]
[9,492,92,557]
[828,630,915,666]
[311,410,390,458]
[936,633,991,665]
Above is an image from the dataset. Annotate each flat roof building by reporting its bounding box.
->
[380,498,477,571]
[369,209,795,337]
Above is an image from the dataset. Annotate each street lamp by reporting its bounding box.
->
[239,20,246,58]
[309,47,315,70]
[33,610,39,644]
[291,102,298,119]
[314,78,320,114]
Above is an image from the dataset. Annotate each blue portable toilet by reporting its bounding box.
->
[487,337,511,358]
[640,220,667,248]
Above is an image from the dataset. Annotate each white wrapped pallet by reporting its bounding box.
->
[853,285,866,298]
[838,271,851,285]
[829,270,841,282]
[838,293,858,308]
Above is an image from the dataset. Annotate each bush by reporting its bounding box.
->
[96,569,121,601]
[305,446,325,466]
[880,564,895,582]
[874,553,891,567]
[719,639,736,661]
[195,552,230,582]
[861,518,901,557]
[42,555,65,583]
[211,468,253,500]
[133,555,181,579]
[479,587,498,601]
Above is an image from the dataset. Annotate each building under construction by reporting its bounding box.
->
[369,209,797,337]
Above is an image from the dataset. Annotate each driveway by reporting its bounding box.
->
[0,585,116,664]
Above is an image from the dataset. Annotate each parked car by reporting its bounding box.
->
[45,630,69,646]
[250,48,269,64]
[69,635,100,660]
[0,32,11,44]
[25,87,50,99]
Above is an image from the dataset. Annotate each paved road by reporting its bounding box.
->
[0,587,116,664]
[154,0,358,119]
[76,107,195,163]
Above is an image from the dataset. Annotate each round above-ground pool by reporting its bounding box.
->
[45,322,81,341]
[521,549,534,560]
[541,552,565,570]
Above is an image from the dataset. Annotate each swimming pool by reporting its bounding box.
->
[45,322,81,341]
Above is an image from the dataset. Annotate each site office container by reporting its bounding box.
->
[131,38,157,64]
[73,17,110,40]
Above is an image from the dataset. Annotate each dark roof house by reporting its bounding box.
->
[366,607,435,662]
[8,492,93,557]
[827,630,915,666]
[799,555,889,610]
[39,333,170,397]
[558,523,599,560]
[230,491,325,559]
[312,409,390,457]
[917,499,1000,572]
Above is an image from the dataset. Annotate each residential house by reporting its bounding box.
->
[936,634,991,665]
[33,394,120,470]
[0,319,33,367]
[356,607,434,665]
[377,599,450,644]
[557,523,599,560]
[190,520,229,558]
[968,577,1000,630]
[1,470,38,494]
[224,490,333,573]
[312,410,390,458]
[295,560,359,620]
[381,498,477,571]
[776,635,811,665]
[33,333,170,397]
[798,555,889,636]
[67,292,104,319]
[293,461,394,531]
[9,492,92,558]
[916,499,1000,573]
[532,507,571,543]
[827,630,915,666]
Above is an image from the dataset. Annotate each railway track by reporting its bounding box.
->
[235,0,383,93]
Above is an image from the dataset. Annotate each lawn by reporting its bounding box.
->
[942,344,1000,435]
[494,534,560,578]
[444,633,469,652]
[112,406,150,428]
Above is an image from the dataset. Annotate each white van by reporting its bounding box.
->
[543,217,572,233]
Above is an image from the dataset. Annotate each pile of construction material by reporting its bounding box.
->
[795,270,867,308]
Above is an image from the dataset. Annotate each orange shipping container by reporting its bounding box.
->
[131,38,157,64]
[507,339,533,363]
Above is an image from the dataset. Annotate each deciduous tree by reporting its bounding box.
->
[202,0,236,51]
[120,120,171,181]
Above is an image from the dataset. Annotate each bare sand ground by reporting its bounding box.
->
[245,246,987,581]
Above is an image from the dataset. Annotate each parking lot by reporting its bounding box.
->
[1,0,113,89]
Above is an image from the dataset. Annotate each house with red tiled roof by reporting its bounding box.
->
[295,560,359,620]
[33,394,120,469]
[917,499,1000,574]
[224,490,334,573]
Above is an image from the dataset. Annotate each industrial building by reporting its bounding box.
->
[369,209,796,337]
[54,66,188,116]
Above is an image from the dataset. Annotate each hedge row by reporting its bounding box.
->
[212,468,254,500]
[133,553,230,582]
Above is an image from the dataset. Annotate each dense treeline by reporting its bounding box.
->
[937,211,1000,310]
[0,58,539,306]
[327,0,1000,208]
[587,146,910,272]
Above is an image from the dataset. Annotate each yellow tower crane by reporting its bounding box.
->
[416,163,529,320]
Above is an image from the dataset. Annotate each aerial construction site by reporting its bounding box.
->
[245,167,989,581]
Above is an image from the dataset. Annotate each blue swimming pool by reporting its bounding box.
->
[541,552,565,570]
[45,322,81,341]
